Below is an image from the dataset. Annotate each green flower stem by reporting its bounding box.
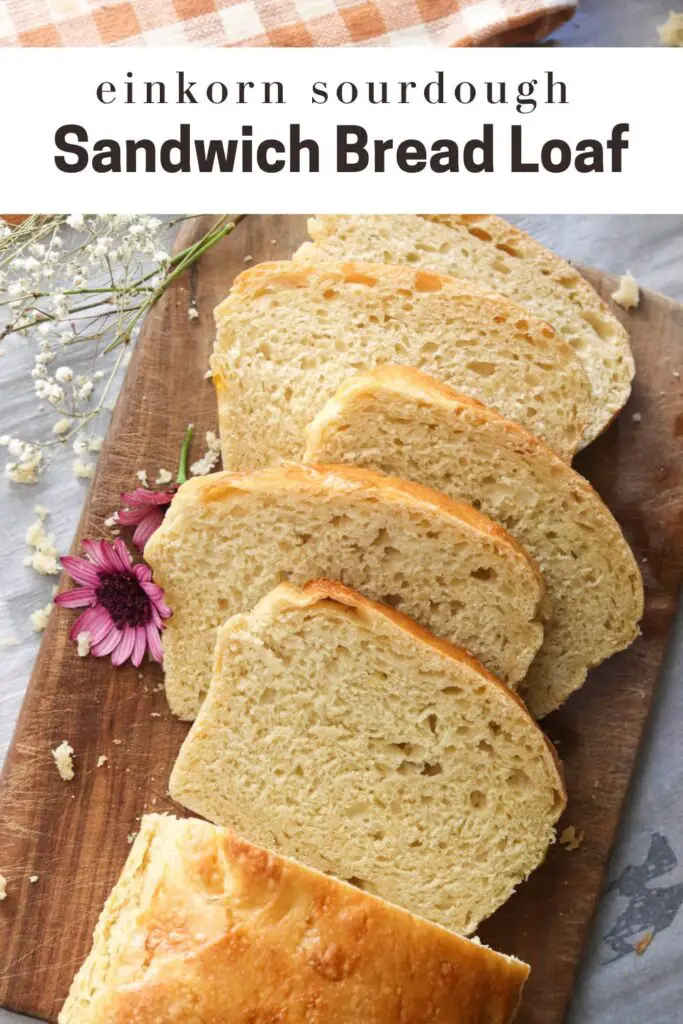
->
[176,424,194,485]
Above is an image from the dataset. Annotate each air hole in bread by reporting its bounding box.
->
[581,310,615,341]
[496,242,524,259]
[467,227,493,243]
[470,790,487,809]
[507,769,531,790]
[259,687,276,704]
[382,593,405,609]
[421,761,443,777]
[467,361,496,377]
[427,713,439,735]
[490,258,512,276]
[471,567,497,582]
[323,288,339,300]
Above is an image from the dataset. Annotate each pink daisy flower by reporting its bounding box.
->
[117,486,176,550]
[54,539,171,667]
[117,424,194,551]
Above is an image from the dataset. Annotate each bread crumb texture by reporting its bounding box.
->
[58,814,529,1024]
[0,873,7,900]
[52,740,75,782]
[611,272,640,310]
[296,215,634,446]
[170,582,565,936]
[559,826,585,852]
[144,463,545,720]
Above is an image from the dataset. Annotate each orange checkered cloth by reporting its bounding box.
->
[0,0,575,47]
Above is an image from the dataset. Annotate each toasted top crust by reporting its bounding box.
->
[249,579,566,789]
[165,461,542,588]
[60,814,530,1024]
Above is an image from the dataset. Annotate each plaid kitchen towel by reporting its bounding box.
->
[0,0,575,47]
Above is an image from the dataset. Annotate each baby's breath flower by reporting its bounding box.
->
[66,214,85,231]
[55,366,73,383]
[78,381,94,401]
[52,418,71,436]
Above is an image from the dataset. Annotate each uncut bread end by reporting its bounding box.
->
[170,582,566,936]
[59,813,530,1024]
[304,365,644,718]
[144,463,544,720]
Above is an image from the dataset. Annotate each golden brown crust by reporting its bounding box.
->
[169,462,544,597]
[250,580,567,801]
[61,814,529,1024]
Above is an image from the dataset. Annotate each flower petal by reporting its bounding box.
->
[123,487,174,507]
[111,626,136,666]
[145,621,164,662]
[69,606,114,644]
[91,625,123,657]
[131,627,147,667]
[117,507,149,526]
[82,539,116,570]
[141,583,172,619]
[132,562,153,584]
[112,538,134,573]
[133,508,166,551]
[55,586,97,609]
[60,556,101,587]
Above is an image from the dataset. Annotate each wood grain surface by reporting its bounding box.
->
[1,215,682,1024]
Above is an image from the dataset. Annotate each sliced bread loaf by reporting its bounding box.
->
[212,259,593,465]
[304,365,644,718]
[170,581,566,936]
[295,215,634,445]
[60,813,530,1024]
[144,463,544,720]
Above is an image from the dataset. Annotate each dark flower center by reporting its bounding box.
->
[96,571,152,629]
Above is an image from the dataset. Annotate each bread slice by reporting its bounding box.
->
[144,463,544,720]
[212,259,593,465]
[305,366,644,717]
[295,215,634,445]
[170,581,566,936]
[59,813,530,1024]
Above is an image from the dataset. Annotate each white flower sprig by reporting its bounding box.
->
[0,214,244,483]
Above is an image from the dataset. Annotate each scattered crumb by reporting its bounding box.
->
[635,931,654,955]
[188,306,199,321]
[77,631,91,657]
[7,450,42,484]
[559,825,585,852]
[204,368,213,380]
[34,504,49,520]
[104,513,119,529]
[29,875,38,884]
[88,436,103,453]
[150,712,161,718]
[611,272,640,310]
[673,371,681,379]
[190,431,221,476]
[127,831,138,844]
[155,468,173,485]
[113,738,123,746]
[96,755,108,768]
[51,739,75,782]
[0,636,20,648]
[632,412,642,424]
[658,11,683,45]
[243,254,253,264]
[25,519,60,575]
[72,458,94,480]
[52,418,71,436]
[136,469,148,487]
[0,873,6,900]
[30,602,53,633]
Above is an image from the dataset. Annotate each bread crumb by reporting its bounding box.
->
[112,738,122,746]
[127,831,138,844]
[673,371,680,379]
[25,520,60,576]
[34,504,49,520]
[30,602,53,632]
[632,412,642,424]
[29,875,39,884]
[204,368,213,379]
[104,513,119,529]
[150,712,161,718]
[243,254,253,264]
[76,631,91,657]
[155,468,173,485]
[136,469,148,487]
[559,825,584,851]
[190,431,221,476]
[188,306,199,321]
[635,931,654,955]
[611,272,640,310]
[0,873,6,900]
[0,636,20,648]
[96,755,108,767]
[88,436,103,453]
[52,739,75,782]
[658,11,683,45]
[72,458,94,480]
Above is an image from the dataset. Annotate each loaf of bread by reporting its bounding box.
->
[212,259,593,465]
[304,366,644,718]
[144,463,544,719]
[59,813,530,1024]
[295,215,634,446]
[170,581,566,935]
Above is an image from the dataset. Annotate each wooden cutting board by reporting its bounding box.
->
[1,215,682,1024]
